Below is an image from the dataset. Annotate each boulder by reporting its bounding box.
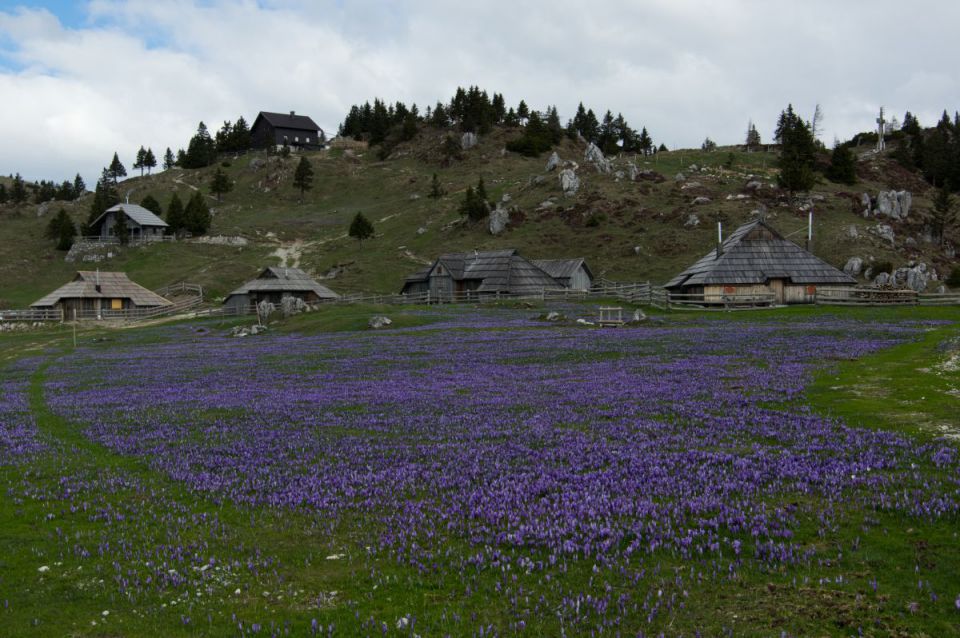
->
[684,213,700,228]
[870,223,895,244]
[745,180,763,191]
[559,168,580,196]
[691,196,711,205]
[257,300,275,320]
[680,181,702,190]
[416,226,427,235]
[280,295,297,317]
[527,174,546,187]
[626,162,639,181]
[460,132,478,150]
[614,171,625,181]
[873,272,891,286]
[584,142,611,174]
[843,257,863,276]
[576,318,595,326]
[860,192,872,216]
[368,315,392,329]
[638,169,665,182]
[545,152,561,172]
[488,204,510,235]
[248,157,267,171]
[544,311,563,322]
[36,202,51,217]
[844,225,860,240]
[631,309,647,323]
[874,190,912,220]
[633,246,642,255]
[674,172,686,182]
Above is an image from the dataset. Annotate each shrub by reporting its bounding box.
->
[946,267,960,288]
[872,260,893,275]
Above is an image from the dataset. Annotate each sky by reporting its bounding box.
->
[1,0,958,185]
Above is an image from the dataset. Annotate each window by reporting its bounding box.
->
[306,137,311,144]
[294,136,299,143]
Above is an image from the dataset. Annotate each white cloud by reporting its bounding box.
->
[1,0,958,184]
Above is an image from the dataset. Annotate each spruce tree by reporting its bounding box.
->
[517,100,529,123]
[429,173,443,199]
[931,186,956,246]
[183,122,217,168]
[114,209,130,245]
[775,105,817,196]
[166,193,186,235]
[56,210,77,251]
[83,169,118,234]
[826,144,857,185]
[73,173,86,197]
[10,172,27,204]
[293,156,314,200]
[183,191,211,235]
[140,194,162,216]
[108,152,127,184]
[210,167,232,202]
[348,212,374,247]
[0,183,7,204]
[144,148,157,174]
[134,146,147,176]
[163,148,176,170]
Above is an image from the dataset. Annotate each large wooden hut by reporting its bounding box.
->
[401,249,562,300]
[224,267,338,313]
[531,258,594,291]
[88,204,168,241]
[31,271,172,317]
[664,219,856,304]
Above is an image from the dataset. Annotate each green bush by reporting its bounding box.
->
[872,260,893,275]
[946,267,960,288]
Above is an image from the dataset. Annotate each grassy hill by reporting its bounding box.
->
[0,128,953,308]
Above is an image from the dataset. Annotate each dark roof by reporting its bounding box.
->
[226,267,339,299]
[531,258,593,281]
[255,111,322,133]
[665,219,856,289]
[404,249,562,294]
[89,204,168,230]
[32,272,173,308]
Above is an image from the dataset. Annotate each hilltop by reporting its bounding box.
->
[0,126,953,308]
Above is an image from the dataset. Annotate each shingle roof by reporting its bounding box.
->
[89,204,168,230]
[31,272,173,308]
[226,267,339,299]
[256,111,322,133]
[531,258,593,281]
[665,219,856,288]
[405,249,562,294]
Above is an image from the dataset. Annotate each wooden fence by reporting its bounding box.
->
[0,308,64,322]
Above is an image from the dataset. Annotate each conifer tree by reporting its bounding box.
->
[183,191,211,235]
[140,194,162,216]
[73,173,86,197]
[826,144,857,185]
[10,172,28,204]
[144,148,157,174]
[134,146,147,176]
[292,156,314,200]
[114,209,130,245]
[163,147,176,170]
[931,185,956,246]
[775,105,817,196]
[210,167,232,202]
[429,173,443,199]
[166,193,186,236]
[108,152,127,184]
[348,212,374,247]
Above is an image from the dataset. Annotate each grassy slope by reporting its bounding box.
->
[0,129,952,308]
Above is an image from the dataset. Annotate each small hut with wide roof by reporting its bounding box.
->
[664,219,855,304]
[31,271,172,317]
[224,267,339,313]
[401,249,563,300]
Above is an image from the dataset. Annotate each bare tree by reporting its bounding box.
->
[810,104,824,142]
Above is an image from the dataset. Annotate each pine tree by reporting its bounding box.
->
[638,127,653,155]
[210,167,232,202]
[10,172,28,204]
[428,173,443,199]
[775,105,817,195]
[108,152,127,184]
[826,144,857,185]
[0,183,8,204]
[83,169,118,234]
[183,191,211,236]
[144,148,157,174]
[166,193,186,235]
[140,194,162,216]
[348,212,374,247]
[292,156,314,200]
[182,122,217,168]
[73,173,86,197]
[114,209,130,245]
[458,177,490,221]
[134,146,147,176]
[701,137,717,151]
[745,120,761,150]
[658,143,668,153]
[517,100,529,123]
[163,147,176,170]
[46,208,76,250]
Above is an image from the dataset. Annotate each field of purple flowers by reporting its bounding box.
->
[3,311,959,636]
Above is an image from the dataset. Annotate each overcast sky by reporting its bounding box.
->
[1,0,958,185]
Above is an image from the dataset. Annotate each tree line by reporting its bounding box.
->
[338,86,659,158]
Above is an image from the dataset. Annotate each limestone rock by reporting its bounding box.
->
[631,309,647,323]
[860,192,872,217]
[874,190,912,220]
[684,213,700,228]
[745,180,763,191]
[674,172,686,182]
[248,157,267,171]
[36,202,51,217]
[844,225,860,240]
[257,300,275,320]
[545,152,561,172]
[584,142,611,174]
[843,257,863,276]
[544,311,563,322]
[416,227,427,235]
[368,315,392,329]
[873,272,891,286]
[559,168,580,196]
[460,132,478,150]
[691,196,711,205]
[488,204,510,236]
[680,181,702,190]
[626,162,639,181]
[870,223,895,244]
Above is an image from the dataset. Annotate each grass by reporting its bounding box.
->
[1,304,959,635]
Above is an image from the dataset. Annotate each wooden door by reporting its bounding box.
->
[769,279,785,304]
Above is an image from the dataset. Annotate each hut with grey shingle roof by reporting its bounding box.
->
[401,249,562,300]
[664,219,855,304]
[89,204,168,241]
[531,258,594,291]
[31,271,172,317]
[224,267,339,313]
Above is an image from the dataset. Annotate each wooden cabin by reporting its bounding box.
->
[532,258,594,291]
[250,111,324,150]
[664,219,856,304]
[224,267,338,312]
[401,249,562,300]
[31,271,172,317]
[88,204,168,241]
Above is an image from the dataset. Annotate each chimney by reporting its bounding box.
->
[807,210,813,251]
[716,221,723,259]
[289,110,295,117]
